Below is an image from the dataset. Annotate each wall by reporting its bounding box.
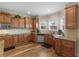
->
[38,11,64,34]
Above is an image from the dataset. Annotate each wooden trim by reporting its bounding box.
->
[65,5,78,9]
[0,12,11,16]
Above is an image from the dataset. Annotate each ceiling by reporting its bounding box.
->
[0,2,70,16]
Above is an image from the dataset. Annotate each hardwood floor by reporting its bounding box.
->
[4,43,57,57]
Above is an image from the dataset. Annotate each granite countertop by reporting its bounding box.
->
[52,34,76,41]
[0,32,31,36]
[53,34,64,39]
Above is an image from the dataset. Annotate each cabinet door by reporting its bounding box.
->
[11,18,19,28]
[31,33,37,42]
[62,46,75,57]
[62,40,75,56]
[0,13,11,24]
[48,36,53,45]
[4,15,11,24]
[27,34,31,42]
[0,14,4,23]
[18,35,24,44]
[54,38,62,55]
[25,17,32,29]
[3,36,9,48]
[6,36,14,48]
[24,34,28,43]
[19,19,25,28]
[13,35,19,45]
[3,36,14,48]
[44,34,49,43]
[65,5,78,29]
[32,19,36,29]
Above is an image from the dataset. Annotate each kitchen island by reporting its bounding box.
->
[0,29,32,51]
[0,40,4,56]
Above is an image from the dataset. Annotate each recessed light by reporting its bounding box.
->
[48,9,51,12]
[27,11,31,14]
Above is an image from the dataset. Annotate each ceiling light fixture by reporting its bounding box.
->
[48,9,51,12]
[27,11,31,14]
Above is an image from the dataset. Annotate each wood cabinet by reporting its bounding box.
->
[18,34,24,44]
[11,18,25,28]
[24,34,29,43]
[24,17,37,29]
[0,12,11,24]
[26,34,31,42]
[24,17,32,29]
[11,18,19,28]
[13,35,19,45]
[61,40,75,57]
[2,35,14,48]
[44,34,49,43]
[44,34,76,56]
[30,32,37,42]
[13,34,32,45]
[18,18,25,28]
[31,18,37,30]
[44,34,53,46]
[54,38,62,55]
[65,5,78,29]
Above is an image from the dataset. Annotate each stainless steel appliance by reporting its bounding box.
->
[0,24,11,29]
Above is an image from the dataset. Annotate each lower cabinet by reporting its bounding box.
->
[54,38,76,57]
[3,35,14,49]
[54,38,62,55]
[24,34,28,43]
[61,40,75,57]
[18,34,24,44]
[30,32,37,42]
[44,34,53,45]
[13,35,19,45]
[0,33,37,51]
[24,34,31,42]
[13,34,32,45]
[44,34,49,43]
[44,34,76,57]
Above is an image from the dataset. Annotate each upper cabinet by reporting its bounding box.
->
[18,18,25,28]
[0,12,11,24]
[31,17,37,30]
[24,17,37,29]
[0,12,37,29]
[11,18,25,28]
[24,17,32,29]
[65,5,78,29]
[11,18,19,28]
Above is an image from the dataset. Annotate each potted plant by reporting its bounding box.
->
[14,14,21,19]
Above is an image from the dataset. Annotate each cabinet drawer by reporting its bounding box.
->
[62,40,75,47]
[62,46,75,57]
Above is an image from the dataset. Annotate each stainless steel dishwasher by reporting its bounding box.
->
[37,34,44,42]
